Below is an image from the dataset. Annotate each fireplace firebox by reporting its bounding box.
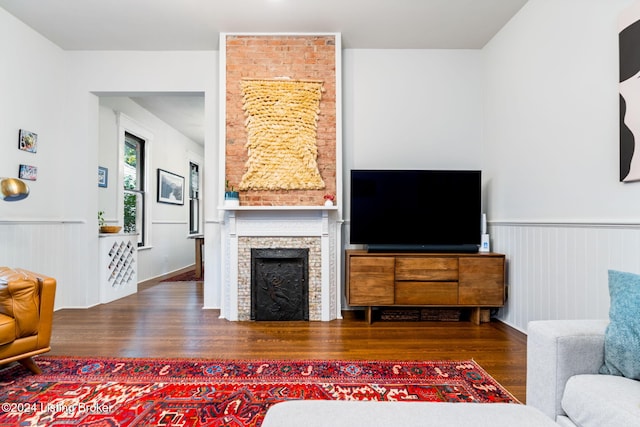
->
[251,248,309,321]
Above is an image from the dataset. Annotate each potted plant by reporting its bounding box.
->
[225,180,240,206]
[98,210,122,233]
[98,210,105,228]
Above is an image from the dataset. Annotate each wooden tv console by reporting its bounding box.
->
[345,250,506,324]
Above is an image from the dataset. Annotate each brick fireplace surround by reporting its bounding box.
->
[219,33,342,321]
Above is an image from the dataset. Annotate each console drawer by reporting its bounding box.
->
[348,256,395,305]
[395,281,458,305]
[458,257,505,305]
[395,257,458,281]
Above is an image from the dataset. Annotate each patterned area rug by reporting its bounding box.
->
[160,270,200,282]
[0,357,518,426]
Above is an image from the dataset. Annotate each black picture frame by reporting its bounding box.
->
[157,168,184,205]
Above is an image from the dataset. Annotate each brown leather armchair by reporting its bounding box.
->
[0,267,56,374]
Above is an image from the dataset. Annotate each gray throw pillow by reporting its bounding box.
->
[599,270,640,379]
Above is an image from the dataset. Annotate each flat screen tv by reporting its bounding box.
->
[349,169,482,253]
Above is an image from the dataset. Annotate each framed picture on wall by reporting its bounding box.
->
[19,164,37,181]
[620,5,640,182]
[98,166,108,188]
[18,129,38,153]
[157,168,184,205]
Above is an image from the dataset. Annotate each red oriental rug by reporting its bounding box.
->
[0,357,519,426]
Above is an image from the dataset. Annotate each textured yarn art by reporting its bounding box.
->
[239,79,325,191]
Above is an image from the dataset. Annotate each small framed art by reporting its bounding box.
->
[18,129,38,153]
[98,166,108,188]
[19,164,37,181]
[157,168,184,205]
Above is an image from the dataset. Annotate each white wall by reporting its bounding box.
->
[484,0,639,222]
[343,49,483,170]
[0,9,67,220]
[483,0,640,331]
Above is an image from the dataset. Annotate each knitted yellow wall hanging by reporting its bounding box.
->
[239,78,325,191]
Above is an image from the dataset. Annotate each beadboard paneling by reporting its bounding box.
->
[1,219,199,310]
[0,220,92,309]
[491,222,640,332]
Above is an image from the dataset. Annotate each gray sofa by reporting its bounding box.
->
[527,319,640,427]
[262,401,558,427]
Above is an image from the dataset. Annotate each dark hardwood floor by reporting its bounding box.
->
[48,271,528,402]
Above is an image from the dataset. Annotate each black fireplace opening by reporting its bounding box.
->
[251,248,309,321]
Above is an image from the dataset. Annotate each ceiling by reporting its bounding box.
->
[1,0,528,145]
[130,95,205,145]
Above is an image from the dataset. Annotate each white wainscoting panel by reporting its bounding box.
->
[491,221,640,333]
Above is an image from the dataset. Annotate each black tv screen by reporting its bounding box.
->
[349,169,482,252]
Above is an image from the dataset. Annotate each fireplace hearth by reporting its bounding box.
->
[251,248,309,321]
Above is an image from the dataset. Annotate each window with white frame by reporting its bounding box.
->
[123,132,146,246]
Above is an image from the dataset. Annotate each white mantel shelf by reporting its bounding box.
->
[218,205,338,211]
